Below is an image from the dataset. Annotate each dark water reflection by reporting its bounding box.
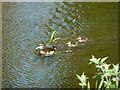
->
[2,2,118,88]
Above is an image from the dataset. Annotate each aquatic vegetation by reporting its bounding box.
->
[46,30,60,47]
[76,55,120,89]
[45,30,71,47]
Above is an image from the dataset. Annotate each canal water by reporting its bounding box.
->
[2,2,118,88]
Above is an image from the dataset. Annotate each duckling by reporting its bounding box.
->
[39,46,57,56]
[35,43,44,50]
[76,36,88,42]
[66,41,78,47]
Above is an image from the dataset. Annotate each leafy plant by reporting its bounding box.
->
[76,73,89,88]
[46,30,60,47]
[76,55,120,89]
[46,30,70,47]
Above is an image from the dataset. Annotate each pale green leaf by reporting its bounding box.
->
[88,62,94,65]
[50,31,56,41]
[76,74,83,83]
[98,78,104,88]
[110,84,116,88]
[95,80,98,89]
[100,56,108,63]
[53,37,60,42]
[87,81,90,89]
[113,64,119,73]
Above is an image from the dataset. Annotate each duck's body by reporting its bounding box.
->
[76,37,88,42]
[66,42,78,47]
[39,46,57,56]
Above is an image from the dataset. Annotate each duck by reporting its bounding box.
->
[39,46,57,56]
[66,41,78,47]
[76,36,88,42]
[35,43,44,50]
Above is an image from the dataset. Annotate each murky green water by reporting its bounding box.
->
[2,2,118,88]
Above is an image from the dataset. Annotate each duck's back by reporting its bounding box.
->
[44,48,54,52]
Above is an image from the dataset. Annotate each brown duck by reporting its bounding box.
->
[39,46,57,56]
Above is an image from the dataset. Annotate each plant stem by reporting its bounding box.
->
[116,75,118,89]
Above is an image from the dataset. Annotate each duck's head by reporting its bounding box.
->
[53,46,57,51]
[76,36,82,40]
[66,42,71,45]
[86,37,88,40]
[38,43,44,46]
[36,43,44,50]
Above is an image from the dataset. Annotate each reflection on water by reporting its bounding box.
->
[2,2,118,88]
